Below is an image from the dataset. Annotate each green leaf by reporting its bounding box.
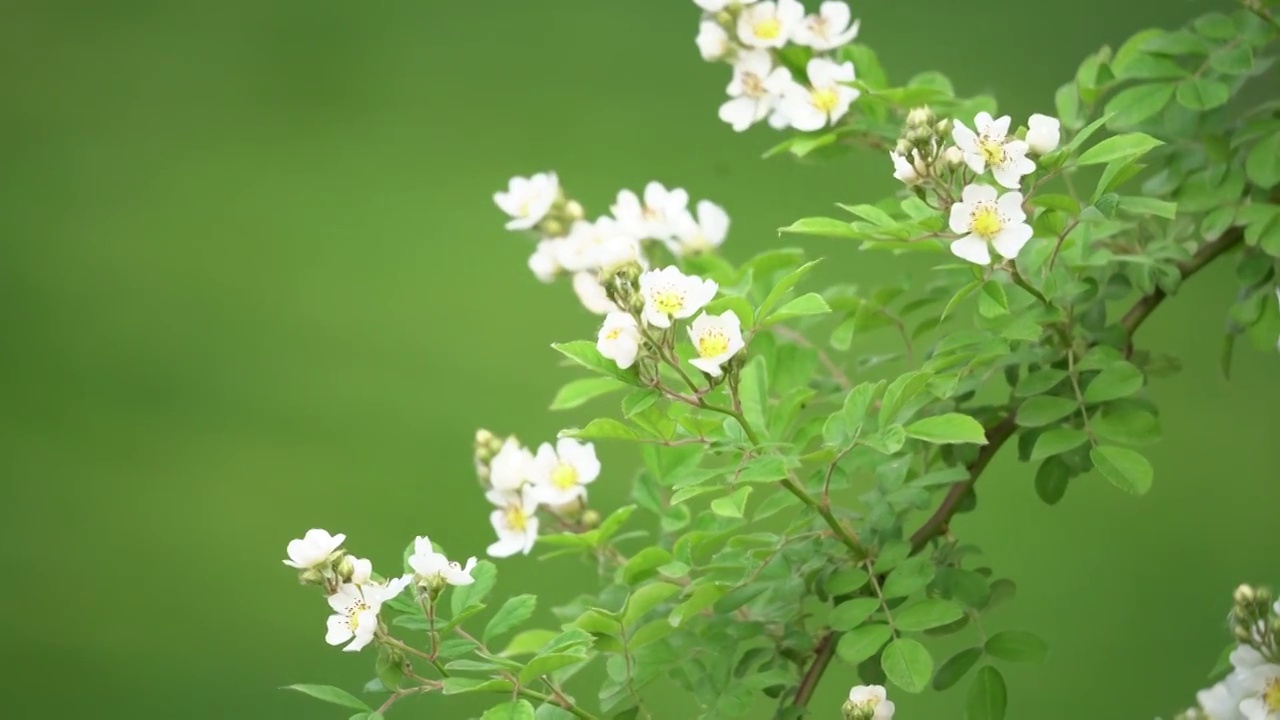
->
[1247,133,1280,189]
[549,377,625,410]
[1076,132,1164,166]
[441,678,514,695]
[764,292,832,325]
[978,280,1009,318]
[669,584,724,627]
[1092,404,1161,445]
[483,594,537,644]
[830,597,881,631]
[934,648,983,691]
[623,582,680,626]
[1194,12,1236,40]
[866,424,906,454]
[904,413,988,445]
[879,371,934,426]
[621,389,660,417]
[551,340,643,387]
[1175,77,1230,110]
[376,645,406,691]
[882,556,936,598]
[1083,362,1144,403]
[622,547,673,585]
[1210,43,1254,75]
[827,567,870,595]
[1062,113,1114,156]
[498,629,558,657]
[894,599,966,632]
[841,380,884,439]
[1090,445,1154,495]
[881,638,934,694]
[1034,457,1071,505]
[535,705,578,720]
[1016,396,1079,427]
[452,561,498,616]
[710,486,752,518]
[1103,83,1174,127]
[838,203,897,226]
[985,630,1049,663]
[559,418,638,441]
[518,653,589,685]
[1014,368,1068,397]
[1117,196,1177,220]
[1030,428,1089,461]
[757,259,822,321]
[282,685,372,712]
[942,279,983,321]
[837,623,893,665]
[966,666,1008,720]
[481,700,536,720]
[778,216,861,240]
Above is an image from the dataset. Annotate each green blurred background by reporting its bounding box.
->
[1,0,1276,717]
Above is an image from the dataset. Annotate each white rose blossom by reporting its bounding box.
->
[951,112,1036,189]
[847,684,896,719]
[696,20,732,61]
[947,183,1033,266]
[719,50,793,132]
[283,529,346,569]
[324,575,410,652]
[890,149,927,186]
[1240,664,1280,720]
[687,310,745,376]
[737,0,804,49]
[780,58,859,132]
[347,556,372,585]
[597,311,643,369]
[792,1,860,51]
[671,200,730,255]
[407,535,477,588]
[639,266,719,328]
[485,486,541,558]
[1025,113,1062,155]
[612,182,690,242]
[494,172,559,231]
[488,438,533,493]
[1198,675,1248,720]
[572,272,618,315]
[528,240,561,283]
[557,216,641,273]
[529,438,601,507]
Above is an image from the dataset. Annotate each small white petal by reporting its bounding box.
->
[950,235,992,265]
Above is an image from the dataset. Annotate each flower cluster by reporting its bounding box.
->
[282,528,476,652]
[843,684,895,720]
[887,107,1062,267]
[1176,585,1280,720]
[693,0,863,132]
[494,174,730,314]
[472,429,602,558]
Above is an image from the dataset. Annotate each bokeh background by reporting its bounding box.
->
[1,0,1276,717]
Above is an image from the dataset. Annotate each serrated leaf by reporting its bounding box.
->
[830,597,880,631]
[1090,445,1153,495]
[623,582,680,627]
[837,623,893,664]
[282,685,372,712]
[904,413,988,445]
[484,594,537,644]
[881,638,933,693]
[985,630,1049,663]
[1076,132,1164,166]
[1029,428,1089,461]
[879,371,934,426]
[966,666,1008,720]
[942,279,982,320]
[978,280,1009,318]
[1016,396,1079,427]
[895,598,966,631]
[934,647,983,691]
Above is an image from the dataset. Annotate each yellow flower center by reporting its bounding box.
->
[970,206,1003,239]
[605,327,622,340]
[551,463,579,490]
[347,601,369,630]
[652,290,684,315]
[742,72,766,98]
[978,137,1006,166]
[811,87,840,114]
[753,17,782,40]
[505,505,527,532]
[1265,677,1280,711]
[697,330,730,358]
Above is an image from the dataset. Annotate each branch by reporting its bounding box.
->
[789,226,1244,711]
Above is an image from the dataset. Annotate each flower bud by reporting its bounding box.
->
[335,554,356,582]
[580,509,602,529]
[934,118,952,137]
[1236,624,1255,643]
[564,199,585,221]
[906,105,935,128]
[842,700,875,720]
[298,567,325,586]
[944,145,964,166]
[905,126,932,146]
[1236,584,1258,606]
[894,139,913,157]
[541,219,564,238]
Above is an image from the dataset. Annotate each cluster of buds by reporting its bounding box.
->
[1232,584,1279,654]
[890,105,961,187]
[842,684,895,719]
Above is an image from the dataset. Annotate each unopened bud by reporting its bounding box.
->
[541,219,564,238]
[564,199,585,221]
[1236,584,1257,606]
[842,700,874,720]
[299,567,325,586]
[1256,587,1273,605]
[906,105,935,128]
[580,509,602,529]
[1235,624,1255,643]
[934,118,953,137]
[905,126,932,145]
[335,554,356,582]
[944,145,965,166]
[894,139,913,156]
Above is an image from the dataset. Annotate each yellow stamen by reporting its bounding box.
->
[970,206,1003,239]
[978,137,1006,166]
[697,330,730,358]
[1264,677,1280,711]
[652,290,684,315]
[551,463,579,490]
[505,506,527,532]
[753,18,781,40]
[811,87,839,114]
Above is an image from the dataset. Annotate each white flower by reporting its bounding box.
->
[737,0,804,49]
[780,58,859,131]
[719,50,793,132]
[1235,645,1269,672]
[1240,664,1280,720]
[597,311,642,369]
[612,183,690,242]
[890,150,927,186]
[573,272,618,315]
[848,685,896,720]
[952,112,1036,189]
[639,266,719,328]
[324,576,410,652]
[407,536,477,587]
[486,486,541,558]
[494,172,559,231]
[1198,674,1248,720]
[792,1,860,50]
[687,310,745,376]
[489,438,533,493]
[1026,113,1061,155]
[947,184,1033,265]
[558,217,641,273]
[528,240,561,283]
[284,529,346,569]
[348,556,372,585]
[671,200,730,255]
[528,438,601,507]
[697,20,731,61]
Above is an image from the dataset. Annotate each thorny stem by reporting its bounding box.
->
[791,226,1245,710]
